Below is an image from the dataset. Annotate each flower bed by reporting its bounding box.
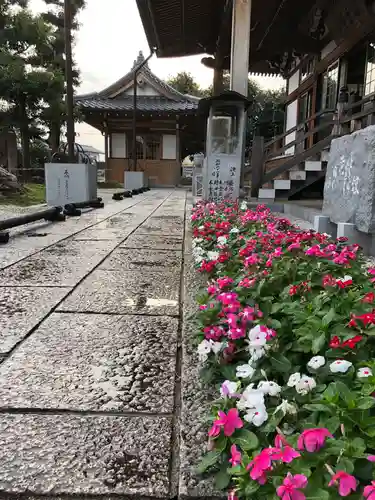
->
[191,200,375,500]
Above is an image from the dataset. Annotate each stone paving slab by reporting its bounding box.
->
[99,248,182,273]
[0,239,117,287]
[136,217,184,237]
[57,269,180,316]
[73,227,136,241]
[122,234,183,251]
[0,413,173,497]
[0,313,178,413]
[0,287,70,355]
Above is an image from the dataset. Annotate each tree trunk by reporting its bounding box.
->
[19,97,31,178]
[48,120,61,153]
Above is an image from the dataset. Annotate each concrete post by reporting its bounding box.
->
[230,0,251,96]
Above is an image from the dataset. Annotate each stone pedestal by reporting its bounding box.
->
[45,163,97,207]
[124,171,144,190]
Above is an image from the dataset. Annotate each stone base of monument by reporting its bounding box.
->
[313,215,337,239]
[337,222,372,255]
[124,172,144,191]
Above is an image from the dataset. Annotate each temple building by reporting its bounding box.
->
[136,0,375,200]
[75,52,202,187]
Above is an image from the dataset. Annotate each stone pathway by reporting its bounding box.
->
[0,189,192,500]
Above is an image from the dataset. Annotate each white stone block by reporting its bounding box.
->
[258,188,275,199]
[45,163,97,207]
[305,161,323,171]
[124,171,144,190]
[274,179,291,190]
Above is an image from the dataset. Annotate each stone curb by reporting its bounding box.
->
[178,195,225,500]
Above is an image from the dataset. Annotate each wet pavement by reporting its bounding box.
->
[0,189,191,499]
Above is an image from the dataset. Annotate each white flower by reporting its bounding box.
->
[357,367,373,378]
[249,347,266,363]
[197,340,212,362]
[230,227,239,234]
[307,356,326,370]
[329,360,353,373]
[198,225,204,230]
[274,399,297,416]
[237,384,265,410]
[295,375,316,395]
[197,339,223,362]
[207,251,219,261]
[248,325,267,348]
[240,201,248,211]
[287,372,301,387]
[258,380,282,397]
[192,238,203,248]
[244,406,268,427]
[236,364,255,379]
[220,380,238,398]
[217,236,227,246]
[211,341,223,355]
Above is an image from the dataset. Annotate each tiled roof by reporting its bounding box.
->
[75,95,199,113]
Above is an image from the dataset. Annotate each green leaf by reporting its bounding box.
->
[336,457,354,474]
[232,429,259,451]
[322,308,336,327]
[214,435,228,453]
[305,489,330,500]
[270,353,292,373]
[244,482,260,495]
[357,397,375,410]
[304,404,332,413]
[269,318,282,329]
[312,333,326,354]
[214,468,231,490]
[324,416,341,434]
[195,450,221,474]
[271,302,283,314]
[335,381,356,408]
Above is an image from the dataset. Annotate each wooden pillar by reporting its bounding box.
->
[230,0,251,96]
[213,67,224,96]
[104,129,109,180]
[176,116,181,184]
[250,136,264,198]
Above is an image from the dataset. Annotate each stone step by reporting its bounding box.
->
[304,160,323,171]
[274,179,291,190]
[258,188,276,199]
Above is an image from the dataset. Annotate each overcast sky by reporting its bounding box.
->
[29,0,284,151]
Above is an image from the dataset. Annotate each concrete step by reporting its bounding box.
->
[258,188,276,199]
[305,160,323,171]
[274,179,291,190]
[289,170,307,181]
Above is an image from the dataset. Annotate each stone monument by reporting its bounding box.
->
[323,125,375,233]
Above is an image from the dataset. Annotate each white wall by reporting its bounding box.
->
[288,70,300,95]
[321,41,337,60]
[285,100,298,154]
[162,134,177,160]
[123,83,160,96]
[110,133,127,158]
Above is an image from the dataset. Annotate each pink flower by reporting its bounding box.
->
[215,408,243,436]
[368,456,375,462]
[280,446,301,463]
[227,490,239,500]
[277,473,308,500]
[229,444,241,467]
[328,471,357,496]
[208,422,221,438]
[364,481,375,499]
[246,450,272,481]
[298,428,333,452]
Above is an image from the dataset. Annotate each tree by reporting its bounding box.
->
[39,0,85,153]
[166,71,205,97]
[0,4,64,171]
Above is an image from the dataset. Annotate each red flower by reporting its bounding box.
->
[342,335,363,349]
[363,292,375,303]
[289,285,299,296]
[330,336,341,348]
